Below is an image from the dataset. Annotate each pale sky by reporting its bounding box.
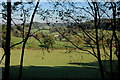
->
[0,0,119,2]
[0,0,85,2]
[0,0,113,24]
[0,1,89,24]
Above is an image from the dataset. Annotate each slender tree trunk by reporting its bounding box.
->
[109,34,113,80]
[93,3,104,80]
[3,1,11,80]
[111,3,120,80]
[109,3,116,80]
[18,1,40,80]
[118,44,120,80]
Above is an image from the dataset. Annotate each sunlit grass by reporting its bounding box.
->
[9,49,117,66]
[10,49,96,66]
[1,49,117,79]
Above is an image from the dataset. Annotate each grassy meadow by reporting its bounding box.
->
[9,49,101,79]
[1,26,118,79]
[1,48,117,79]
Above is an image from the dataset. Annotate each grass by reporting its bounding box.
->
[10,28,116,50]
[1,49,118,79]
[9,65,101,80]
[11,36,42,49]
[10,36,74,49]
[10,49,97,66]
[31,29,50,33]
[2,28,118,79]
[8,49,101,79]
[31,26,50,33]
[10,36,87,49]
[9,49,117,66]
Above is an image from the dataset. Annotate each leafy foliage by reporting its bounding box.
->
[42,34,55,49]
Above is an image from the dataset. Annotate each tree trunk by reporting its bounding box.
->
[93,2,104,80]
[118,44,120,80]
[111,2,120,79]
[109,34,113,80]
[3,1,11,80]
[18,1,40,80]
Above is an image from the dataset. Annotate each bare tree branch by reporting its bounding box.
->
[18,1,40,80]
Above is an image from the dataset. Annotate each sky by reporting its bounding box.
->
[0,0,92,2]
[0,0,89,2]
[0,0,114,24]
[0,0,119,2]
[30,2,90,23]
[0,1,90,24]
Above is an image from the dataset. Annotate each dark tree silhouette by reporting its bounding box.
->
[2,1,11,80]
[1,1,41,80]
[18,1,40,80]
[38,1,120,80]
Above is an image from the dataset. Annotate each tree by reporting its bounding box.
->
[39,1,119,80]
[2,1,11,80]
[1,1,41,80]
[110,2,120,79]
[42,34,55,52]
[18,1,40,80]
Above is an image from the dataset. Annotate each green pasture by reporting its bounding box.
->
[10,49,97,66]
[31,29,50,33]
[10,28,116,50]
[11,36,89,49]
[10,49,101,79]
[31,26,50,33]
[2,28,119,79]
[11,36,79,49]
[1,49,118,79]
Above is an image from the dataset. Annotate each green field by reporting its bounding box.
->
[1,49,117,80]
[10,49,97,66]
[1,27,119,79]
[10,36,79,49]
